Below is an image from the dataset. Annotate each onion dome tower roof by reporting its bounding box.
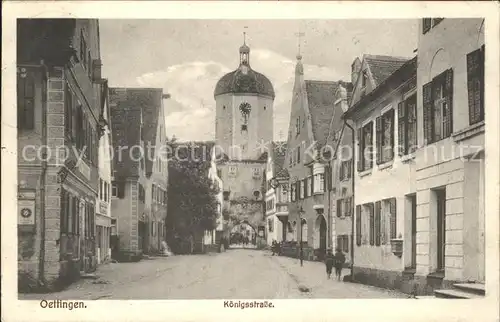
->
[214,42,275,99]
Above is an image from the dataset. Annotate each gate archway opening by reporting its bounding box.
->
[230,221,257,248]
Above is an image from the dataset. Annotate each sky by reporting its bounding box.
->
[100,19,418,141]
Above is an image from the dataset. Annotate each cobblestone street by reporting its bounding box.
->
[20,249,408,300]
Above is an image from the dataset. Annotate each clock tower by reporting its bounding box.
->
[213,37,275,241]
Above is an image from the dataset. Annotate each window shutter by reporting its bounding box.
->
[388,109,395,160]
[375,201,381,246]
[443,68,454,138]
[467,48,484,125]
[24,75,35,130]
[304,178,308,198]
[345,235,349,253]
[376,116,382,165]
[339,162,345,181]
[397,101,406,155]
[389,197,397,239]
[295,181,299,201]
[356,205,362,246]
[357,128,363,172]
[367,122,373,169]
[337,199,342,218]
[60,189,67,234]
[348,160,352,179]
[369,204,375,246]
[422,82,434,145]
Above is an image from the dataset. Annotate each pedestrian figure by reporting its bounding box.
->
[324,249,335,279]
[271,240,276,255]
[334,248,346,281]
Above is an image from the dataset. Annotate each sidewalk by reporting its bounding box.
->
[272,255,409,298]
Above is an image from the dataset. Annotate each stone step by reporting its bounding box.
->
[415,295,437,299]
[434,289,482,299]
[453,283,485,295]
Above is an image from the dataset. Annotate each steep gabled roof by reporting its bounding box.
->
[364,54,410,86]
[345,56,417,118]
[305,80,353,148]
[109,87,164,179]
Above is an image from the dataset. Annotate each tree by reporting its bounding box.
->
[166,141,219,254]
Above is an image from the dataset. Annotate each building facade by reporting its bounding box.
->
[412,18,485,294]
[265,142,289,244]
[325,83,354,265]
[343,54,417,290]
[204,145,224,251]
[214,41,274,239]
[109,88,168,260]
[283,54,352,260]
[17,19,104,290]
[96,80,113,265]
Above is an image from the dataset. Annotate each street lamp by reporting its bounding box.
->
[299,206,305,267]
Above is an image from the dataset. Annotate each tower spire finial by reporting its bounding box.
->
[243,26,248,45]
[295,31,305,60]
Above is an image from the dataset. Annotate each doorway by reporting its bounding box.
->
[316,215,327,252]
[435,189,446,272]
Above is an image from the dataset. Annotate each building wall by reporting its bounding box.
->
[353,90,417,272]
[18,19,103,289]
[219,162,265,200]
[414,18,485,283]
[215,93,273,160]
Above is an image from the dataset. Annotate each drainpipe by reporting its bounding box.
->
[38,60,49,287]
[343,119,355,276]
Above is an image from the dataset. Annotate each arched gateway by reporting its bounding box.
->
[214,37,275,246]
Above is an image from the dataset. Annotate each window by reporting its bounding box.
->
[313,173,325,194]
[112,183,118,198]
[104,181,108,202]
[252,167,261,178]
[268,218,274,232]
[297,146,301,164]
[376,109,395,164]
[17,71,35,130]
[361,70,368,87]
[295,117,301,136]
[467,45,485,125]
[336,199,343,218]
[340,160,352,181]
[139,184,145,203]
[307,176,313,197]
[300,180,305,199]
[151,185,156,203]
[357,122,373,172]
[422,18,444,34]
[228,166,237,177]
[356,205,362,246]
[423,69,453,145]
[337,235,349,253]
[398,94,417,156]
[291,183,296,202]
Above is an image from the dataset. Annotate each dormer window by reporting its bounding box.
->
[423,18,444,34]
[361,71,368,87]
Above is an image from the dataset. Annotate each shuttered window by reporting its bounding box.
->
[356,205,362,246]
[376,109,395,164]
[467,45,485,125]
[375,201,381,246]
[17,72,35,130]
[398,94,417,155]
[423,69,454,145]
[337,199,343,218]
[389,198,397,239]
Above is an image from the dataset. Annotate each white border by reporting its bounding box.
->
[2,2,500,322]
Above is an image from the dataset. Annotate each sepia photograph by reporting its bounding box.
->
[2,2,499,321]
